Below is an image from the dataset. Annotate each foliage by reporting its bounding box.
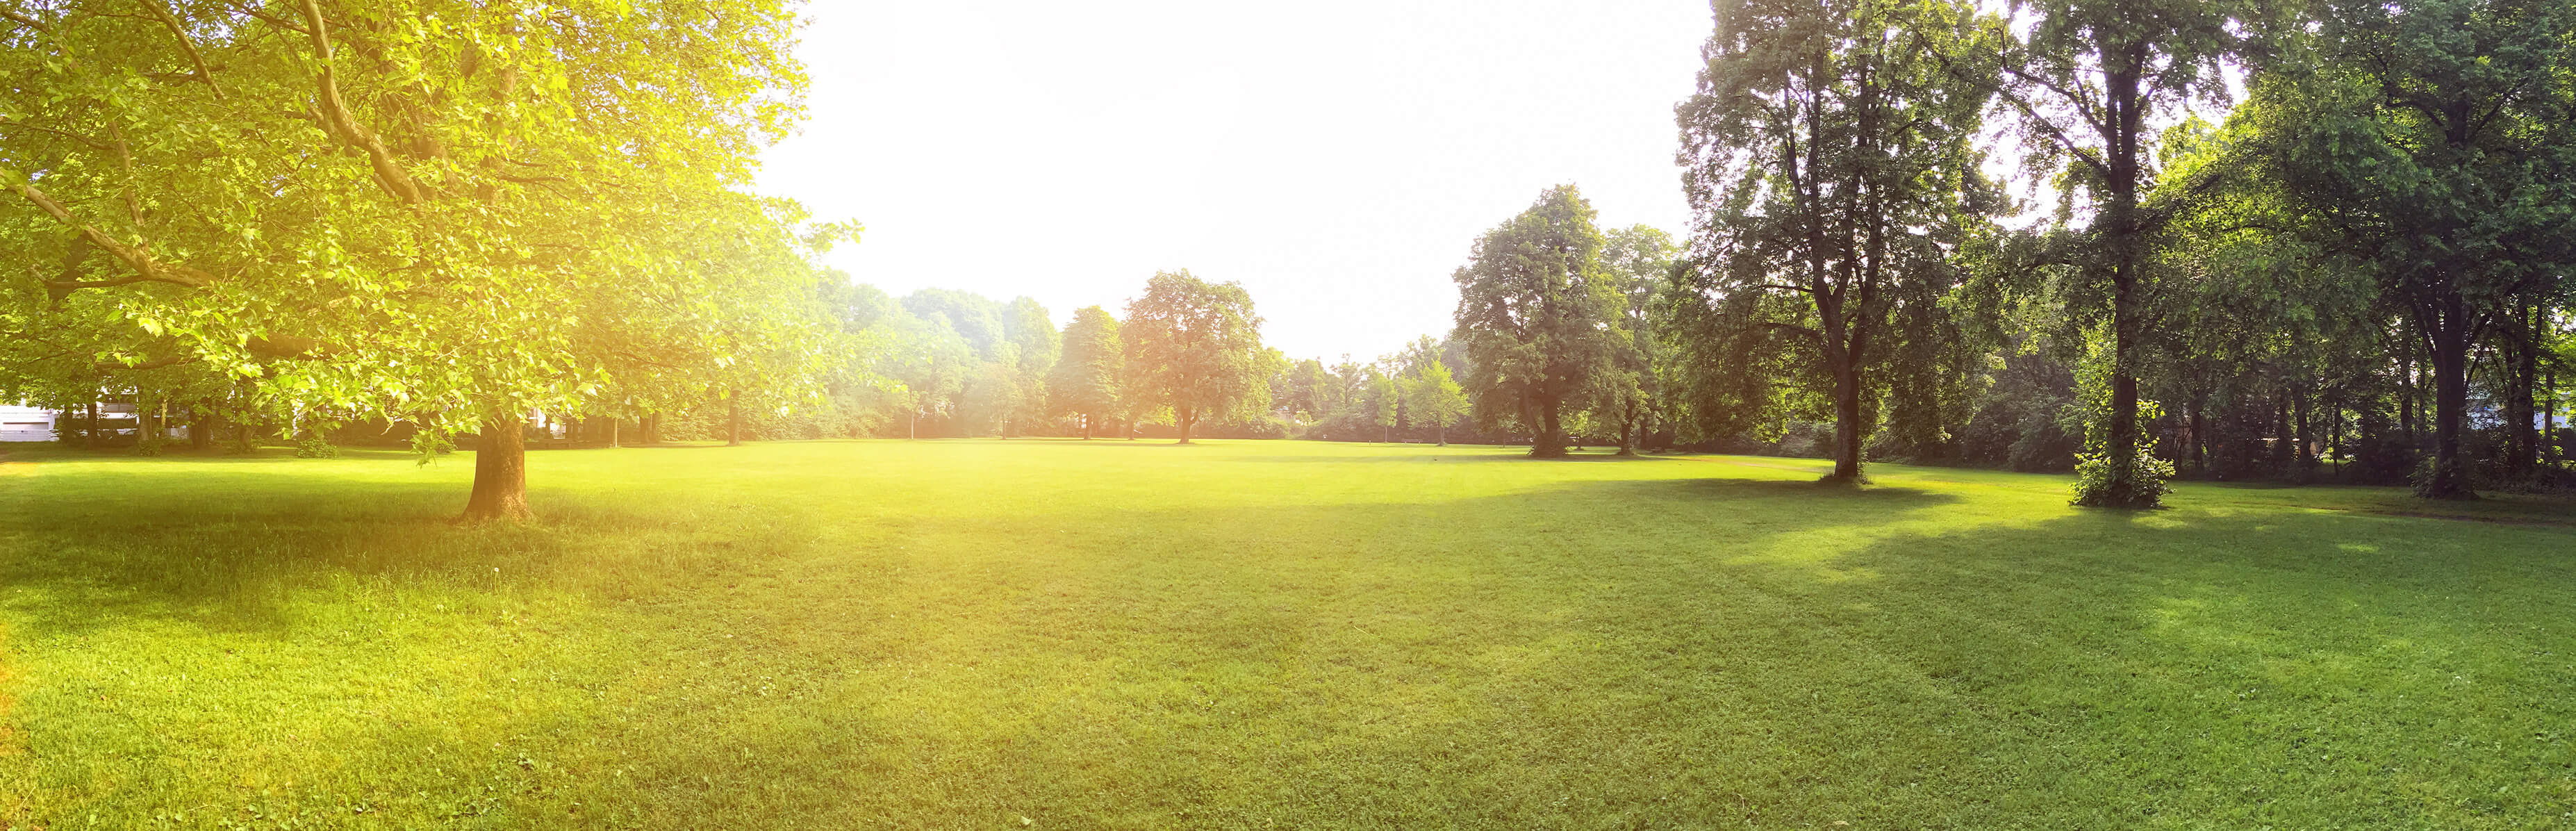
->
[1403,359,1470,445]
[1048,306,1124,437]
[2067,328,2173,507]
[1450,186,1627,457]
[1678,0,2000,478]
[0,0,826,517]
[1123,270,1275,443]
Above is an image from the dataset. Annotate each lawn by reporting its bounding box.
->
[1,439,2571,829]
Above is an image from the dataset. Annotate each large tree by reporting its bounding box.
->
[1048,306,1123,439]
[1975,0,2252,506]
[1451,185,1626,457]
[1679,0,1997,480]
[0,0,817,520]
[1123,270,1271,444]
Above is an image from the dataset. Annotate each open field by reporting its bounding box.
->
[1,440,2573,828]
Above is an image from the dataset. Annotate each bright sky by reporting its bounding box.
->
[754,0,1714,363]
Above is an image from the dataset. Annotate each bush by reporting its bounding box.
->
[2065,330,2171,508]
[295,433,339,459]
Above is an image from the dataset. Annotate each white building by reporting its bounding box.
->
[0,404,59,442]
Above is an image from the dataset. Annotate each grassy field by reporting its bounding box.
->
[1,439,2572,829]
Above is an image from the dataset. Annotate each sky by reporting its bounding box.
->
[754,0,1715,363]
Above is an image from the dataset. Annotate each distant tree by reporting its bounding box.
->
[1598,225,1680,454]
[1451,186,1626,457]
[1405,360,1471,446]
[1273,358,1330,421]
[1049,306,1124,438]
[999,297,1061,434]
[1370,370,1403,443]
[1124,270,1272,444]
[875,311,976,438]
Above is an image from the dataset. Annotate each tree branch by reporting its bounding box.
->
[297,0,424,204]
[9,180,219,290]
[0,8,48,33]
[141,0,224,99]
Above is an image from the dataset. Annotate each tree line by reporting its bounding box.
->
[5,0,2568,520]
[1441,0,2573,505]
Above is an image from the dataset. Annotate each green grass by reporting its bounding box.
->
[1,439,2572,829]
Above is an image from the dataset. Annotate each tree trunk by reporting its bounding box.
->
[2504,302,2539,481]
[1436,424,1446,447]
[2081,53,2156,507]
[1828,359,1863,481]
[2186,392,2207,475]
[726,394,743,446]
[191,402,213,452]
[609,418,622,448]
[1177,408,1196,445]
[1082,414,1093,440]
[1530,397,1567,457]
[2418,296,2475,498]
[2545,368,2559,468]
[2291,385,2315,481]
[86,400,99,447]
[2398,324,2418,445]
[462,413,531,521]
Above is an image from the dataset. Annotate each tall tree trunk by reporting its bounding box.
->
[2419,295,2475,498]
[2082,49,2156,507]
[462,413,531,521]
[190,402,213,452]
[1436,423,1446,447]
[609,418,621,448]
[1177,408,1196,445]
[1081,414,1093,440]
[86,399,99,447]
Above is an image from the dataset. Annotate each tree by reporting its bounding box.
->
[999,297,1061,434]
[2253,0,2576,497]
[1123,270,1271,444]
[1592,227,1679,454]
[1679,0,1998,480]
[1451,186,1626,457]
[1049,306,1124,438]
[1970,0,2252,506]
[0,0,816,520]
[1369,369,1403,443]
[1405,359,1470,446]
